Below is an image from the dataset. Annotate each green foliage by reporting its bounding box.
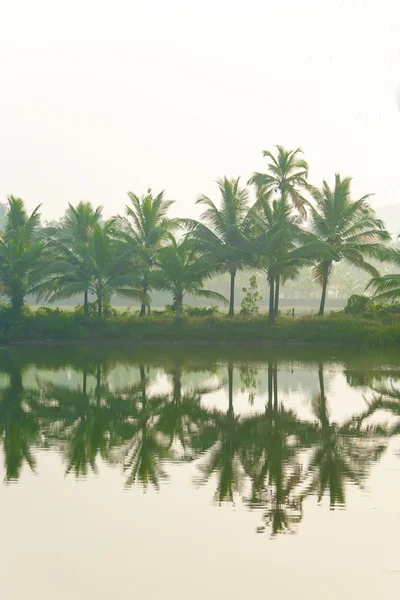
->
[344,295,373,315]
[0,196,48,317]
[114,189,178,315]
[240,275,262,315]
[308,174,390,315]
[151,235,228,317]
[1,307,400,347]
[0,146,395,329]
[165,304,220,317]
[249,145,310,217]
[183,177,253,316]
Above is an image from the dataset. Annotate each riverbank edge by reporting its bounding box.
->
[1,313,400,347]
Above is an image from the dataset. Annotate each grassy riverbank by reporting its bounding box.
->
[1,308,400,347]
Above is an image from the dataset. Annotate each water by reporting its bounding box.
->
[1,344,400,599]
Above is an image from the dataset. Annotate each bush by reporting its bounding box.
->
[164,304,220,317]
[344,295,372,315]
[240,275,262,316]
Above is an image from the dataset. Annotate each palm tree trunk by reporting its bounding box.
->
[228,363,233,414]
[140,282,148,317]
[11,294,24,319]
[267,361,273,411]
[96,365,101,392]
[175,295,182,319]
[173,363,182,403]
[274,277,280,317]
[139,365,147,406]
[83,290,88,317]
[319,270,329,316]
[273,362,278,410]
[268,276,275,322]
[228,270,236,317]
[97,296,102,319]
[318,363,329,428]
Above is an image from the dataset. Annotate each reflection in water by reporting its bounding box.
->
[0,350,394,537]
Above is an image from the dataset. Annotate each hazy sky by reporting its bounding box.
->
[1,0,399,222]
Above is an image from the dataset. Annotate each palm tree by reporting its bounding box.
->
[151,234,228,318]
[38,221,145,318]
[0,196,47,317]
[57,202,103,315]
[308,174,390,315]
[367,247,400,302]
[184,177,252,316]
[249,196,317,321]
[114,189,178,316]
[249,145,310,217]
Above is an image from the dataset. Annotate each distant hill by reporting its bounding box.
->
[375,203,400,237]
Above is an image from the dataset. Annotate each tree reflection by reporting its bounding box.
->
[300,364,387,508]
[243,362,304,535]
[0,364,42,481]
[196,363,248,503]
[39,365,129,477]
[0,352,392,536]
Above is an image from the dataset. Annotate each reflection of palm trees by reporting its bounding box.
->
[301,364,387,508]
[40,365,127,477]
[0,365,42,481]
[156,361,222,461]
[116,365,171,489]
[196,363,247,503]
[361,377,400,437]
[0,351,393,539]
[243,362,304,535]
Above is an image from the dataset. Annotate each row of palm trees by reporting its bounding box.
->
[0,357,390,535]
[0,146,395,320]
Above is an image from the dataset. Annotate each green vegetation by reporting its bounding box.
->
[1,144,400,341]
[1,302,400,347]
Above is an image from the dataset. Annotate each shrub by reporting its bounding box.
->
[240,275,262,316]
[164,304,220,317]
[344,294,372,315]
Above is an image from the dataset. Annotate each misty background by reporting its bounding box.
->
[1,0,399,310]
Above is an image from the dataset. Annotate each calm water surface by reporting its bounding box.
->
[1,345,400,599]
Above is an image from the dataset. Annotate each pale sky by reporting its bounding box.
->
[1,0,399,222]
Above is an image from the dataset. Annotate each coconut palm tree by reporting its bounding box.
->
[249,145,310,217]
[0,196,48,317]
[367,247,400,302]
[184,177,252,316]
[38,221,145,318]
[151,234,228,318]
[249,195,317,321]
[114,189,178,315]
[55,202,103,315]
[308,174,390,315]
